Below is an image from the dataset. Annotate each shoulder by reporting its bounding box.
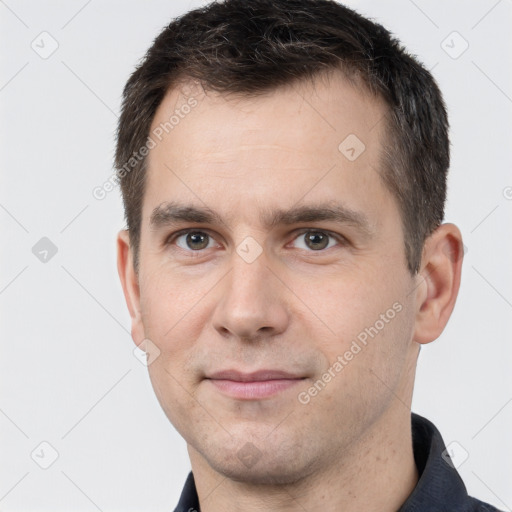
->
[468,496,506,512]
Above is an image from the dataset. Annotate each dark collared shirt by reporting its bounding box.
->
[173,413,503,512]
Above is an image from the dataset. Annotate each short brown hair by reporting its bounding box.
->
[115,0,449,274]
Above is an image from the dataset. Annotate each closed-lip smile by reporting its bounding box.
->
[205,369,306,400]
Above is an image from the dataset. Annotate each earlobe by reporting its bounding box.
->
[412,223,464,345]
[116,230,145,345]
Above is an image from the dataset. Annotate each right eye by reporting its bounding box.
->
[167,230,220,253]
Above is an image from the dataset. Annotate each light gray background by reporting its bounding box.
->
[1,0,511,510]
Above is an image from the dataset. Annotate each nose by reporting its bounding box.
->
[211,248,290,342]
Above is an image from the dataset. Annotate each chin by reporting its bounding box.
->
[215,461,315,486]
[200,438,323,486]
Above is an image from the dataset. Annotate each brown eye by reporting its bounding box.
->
[290,230,340,251]
[186,232,209,250]
[175,231,212,250]
[304,231,330,250]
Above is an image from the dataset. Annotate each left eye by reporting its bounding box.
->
[290,230,339,251]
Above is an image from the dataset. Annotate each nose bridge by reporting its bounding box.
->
[212,246,289,339]
[232,246,274,303]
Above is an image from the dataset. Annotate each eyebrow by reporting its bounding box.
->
[149,201,373,236]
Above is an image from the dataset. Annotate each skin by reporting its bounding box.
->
[117,71,463,512]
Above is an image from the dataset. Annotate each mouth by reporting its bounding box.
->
[205,369,307,400]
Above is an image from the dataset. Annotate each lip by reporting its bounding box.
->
[207,369,303,381]
[206,369,306,400]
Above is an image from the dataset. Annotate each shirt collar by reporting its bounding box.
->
[398,413,470,511]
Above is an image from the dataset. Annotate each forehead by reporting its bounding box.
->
[150,71,386,160]
[143,71,392,226]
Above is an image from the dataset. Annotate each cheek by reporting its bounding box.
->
[138,266,229,397]
[305,262,414,378]
[302,296,415,434]
[140,270,212,428]
[139,267,213,345]
[146,359,208,446]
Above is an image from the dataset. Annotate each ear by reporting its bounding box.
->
[117,229,145,346]
[413,223,464,344]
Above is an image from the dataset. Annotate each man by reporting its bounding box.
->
[115,0,502,510]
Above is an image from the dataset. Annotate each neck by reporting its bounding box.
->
[189,405,419,512]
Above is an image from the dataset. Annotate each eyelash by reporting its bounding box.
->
[165,228,347,254]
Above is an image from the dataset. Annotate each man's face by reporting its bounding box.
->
[125,73,421,484]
